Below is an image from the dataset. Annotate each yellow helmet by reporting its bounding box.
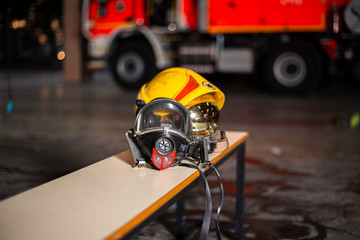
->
[135,67,228,153]
[136,67,225,110]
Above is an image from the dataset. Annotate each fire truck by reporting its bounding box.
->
[82,0,360,93]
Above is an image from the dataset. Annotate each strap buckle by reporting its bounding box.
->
[132,158,146,168]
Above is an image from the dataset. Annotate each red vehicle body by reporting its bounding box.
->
[82,0,360,92]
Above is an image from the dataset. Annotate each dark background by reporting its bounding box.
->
[1,0,63,70]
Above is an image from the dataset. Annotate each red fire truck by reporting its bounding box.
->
[82,0,360,93]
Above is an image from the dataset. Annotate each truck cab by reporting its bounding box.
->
[82,0,360,93]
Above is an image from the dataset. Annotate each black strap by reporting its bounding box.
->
[209,164,224,240]
[179,163,212,240]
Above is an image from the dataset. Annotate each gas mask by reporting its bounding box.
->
[126,98,207,170]
[126,97,225,239]
[135,68,229,157]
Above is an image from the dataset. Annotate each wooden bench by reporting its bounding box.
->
[0,131,248,240]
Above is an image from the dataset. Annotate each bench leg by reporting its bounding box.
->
[235,142,246,240]
[175,141,246,240]
[176,197,185,240]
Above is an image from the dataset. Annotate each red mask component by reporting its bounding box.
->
[152,136,176,170]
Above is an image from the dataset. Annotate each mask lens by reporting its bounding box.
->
[135,100,192,138]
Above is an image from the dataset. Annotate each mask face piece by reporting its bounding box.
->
[128,98,194,170]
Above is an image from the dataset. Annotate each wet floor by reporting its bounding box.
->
[0,69,360,239]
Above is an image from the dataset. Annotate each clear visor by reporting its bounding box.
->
[135,99,192,138]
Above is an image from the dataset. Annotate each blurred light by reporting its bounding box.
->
[136,18,144,25]
[38,33,48,44]
[50,19,60,31]
[11,19,27,29]
[29,5,36,21]
[7,100,13,115]
[333,11,340,33]
[168,23,177,31]
[350,113,360,129]
[57,51,65,60]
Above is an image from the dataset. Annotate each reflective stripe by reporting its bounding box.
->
[174,75,199,102]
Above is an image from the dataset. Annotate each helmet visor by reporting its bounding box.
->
[188,102,229,153]
[188,102,220,136]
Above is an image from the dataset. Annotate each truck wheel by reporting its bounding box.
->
[262,42,322,93]
[109,41,156,88]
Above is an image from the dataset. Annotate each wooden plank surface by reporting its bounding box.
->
[0,131,248,240]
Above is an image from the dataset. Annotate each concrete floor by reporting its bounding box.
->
[0,69,359,239]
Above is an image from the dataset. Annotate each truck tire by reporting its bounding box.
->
[109,40,156,88]
[262,42,322,93]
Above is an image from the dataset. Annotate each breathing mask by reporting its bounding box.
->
[126,68,231,238]
[126,98,207,170]
[135,67,229,155]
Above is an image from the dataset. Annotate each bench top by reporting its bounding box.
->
[0,131,248,240]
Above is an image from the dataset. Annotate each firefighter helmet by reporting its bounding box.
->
[136,67,225,111]
[135,67,228,153]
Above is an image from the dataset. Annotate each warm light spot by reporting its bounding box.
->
[38,33,48,44]
[50,19,60,31]
[11,19,27,29]
[57,51,65,60]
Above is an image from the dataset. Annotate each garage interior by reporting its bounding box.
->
[1,0,360,239]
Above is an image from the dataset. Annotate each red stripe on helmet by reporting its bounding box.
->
[174,75,199,102]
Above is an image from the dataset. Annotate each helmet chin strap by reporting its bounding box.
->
[126,129,146,168]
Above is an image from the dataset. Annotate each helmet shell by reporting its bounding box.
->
[136,67,225,110]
